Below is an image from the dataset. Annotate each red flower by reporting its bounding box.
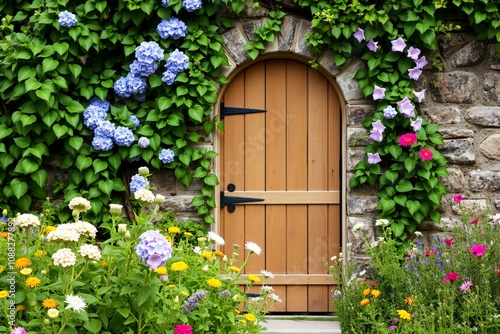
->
[452,194,464,203]
[444,238,453,246]
[442,272,460,283]
[496,268,500,277]
[418,148,433,161]
[398,133,417,147]
[470,217,479,225]
[470,244,486,257]
[174,324,193,334]
[425,250,436,257]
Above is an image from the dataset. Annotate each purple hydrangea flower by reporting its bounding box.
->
[114,126,134,147]
[383,106,397,119]
[114,77,131,98]
[89,97,110,112]
[92,135,114,151]
[397,97,415,118]
[161,0,169,7]
[407,46,421,60]
[161,69,177,85]
[157,17,188,40]
[391,37,407,52]
[159,148,175,163]
[130,59,158,77]
[166,49,189,74]
[136,230,173,269]
[130,174,148,193]
[182,0,202,12]
[367,39,378,52]
[135,41,164,64]
[10,328,27,334]
[367,153,381,164]
[94,120,116,138]
[83,105,107,130]
[181,290,208,313]
[138,137,150,148]
[58,11,77,28]
[353,28,365,43]
[129,115,140,128]
[126,74,147,95]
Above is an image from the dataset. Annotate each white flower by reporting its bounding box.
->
[134,189,155,203]
[245,241,262,255]
[331,256,337,261]
[78,244,101,260]
[202,264,209,272]
[491,213,500,223]
[117,224,128,233]
[193,246,202,255]
[65,294,87,312]
[352,223,364,231]
[359,270,366,277]
[52,248,77,267]
[73,221,97,238]
[47,226,80,242]
[370,240,381,248]
[138,166,150,176]
[260,269,274,279]
[47,308,59,318]
[375,219,390,227]
[154,194,166,205]
[269,293,282,303]
[68,197,91,212]
[261,285,275,292]
[109,204,123,216]
[207,231,225,246]
[414,231,423,237]
[15,213,40,228]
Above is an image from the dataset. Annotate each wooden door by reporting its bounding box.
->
[218,59,341,313]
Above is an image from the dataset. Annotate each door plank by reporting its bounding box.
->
[223,191,339,204]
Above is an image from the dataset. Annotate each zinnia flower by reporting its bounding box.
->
[230,266,240,272]
[10,327,27,334]
[419,148,433,161]
[245,241,262,255]
[360,298,370,306]
[0,290,9,299]
[442,272,460,283]
[470,244,486,257]
[42,298,58,308]
[134,189,155,203]
[398,133,417,147]
[47,308,59,318]
[68,197,91,213]
[397,309,411,321]
[79,244,101,260]
[460,281,473,293]
[52,248,77,267]
[452,194,464,203]
[244,313,257,322]
[14,258,31,269]
[207,231,225,245]
[470,217,479,225]
[248,274,261,282]
[207,278,222,288]
[404,297,414,305]
[20,268,32,275]
[444,238,453,246]
[15,213,40,228]
[260,270,274,279]
[25,277,41,288]
[174,324,193,334]
[363,288,371,296]
[65,294,87,312]
[171,261,189,272]
[202,250,213,259]
[168,226,180,234]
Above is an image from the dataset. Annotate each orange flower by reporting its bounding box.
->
[15,258,31,269]
[360,298,370,306]
[1,232,8,238]
[16,305,26,311]
[404,297,414,305]
[362,288,371,296]
[214,250,224,257]
[42,298,58,308]
[26,277,41,288]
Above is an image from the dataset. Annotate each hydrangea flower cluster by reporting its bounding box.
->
[181,290,208,313]
[157,17,188,40]
[58,11,77,28]
[83,97,109,130]
[162,49,189,85]
[182,0,202,12]
[130,174,149,194]
[136,230,173,269]
[159,148,175,163]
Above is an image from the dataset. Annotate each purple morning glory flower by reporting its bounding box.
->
[372,85,386,100]
[129,59,158,77]
[415,56,428,69]
[136,230,173,269]
[159,148,175,163]
[367,153,381,164]
[397,97,415,118]
[408,67,422,80]
[414,89,426,103]
[391,37,407,52]
[166,49,189,74]
[383,106,397,119]
[58,11,77,28]
[407,46,421,60]
[94,120,115,138]
[411,118,423,132]
[182,0,202,12]
[114,126,134,147]
[138,137,150,148]
[157,17,188,40]
[367,39,378,52]
[370,120,386,142]
[130,174,148,193]
[92,135,114,151]
[353,28,365,43]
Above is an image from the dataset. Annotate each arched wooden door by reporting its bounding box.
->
[218,59,341,313]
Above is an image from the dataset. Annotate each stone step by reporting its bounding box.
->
[261,316,341,334]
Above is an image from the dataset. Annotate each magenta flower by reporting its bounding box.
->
[407,46,421,60]
[452,194,464,203]
[410,118,422,131]
[470,244,486,257]
[367,39,378,52]
[10,328,27,334]
[413,89,426,103]
[496,268,500,276]
[389,326,397,331]
[369,281,377,287]
[174,324,193,334]
[415,56,428,68]
[398,133,417,147]
[397,97,415,118]
[444,238,453,246]
[391,37,407,52]
[470,217,479,225]
[442,272,460,283]
[408,67,422,80]
[373,85,386,100]
[367,153,382,164]
[419,148,433,161]
[353,28,365,43]
[460,281,473,293]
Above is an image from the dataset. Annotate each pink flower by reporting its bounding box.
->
[373,85,386,100]
[444,238,453,246]
[419,148,433,161]
[353,28,365,43]
[408,67,422,80]
[10,328,27,334]
[174,324,193,334]
[398,133,417,147]
[391,37,407,52]
[442,272,460,283]
[496,268,500,276]
[470,244,486,257]
[425,250,436,257]
[367,39,378,52]
[452,194,464,203]
[470,217,479,225]
[407,46,421,60]
[369,281,377,287]
[367,153,382,164]
[460,281,473,293]
[397,97,415,118]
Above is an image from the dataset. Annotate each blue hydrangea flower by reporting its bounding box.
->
[161,69,177,85]
[136,230,173,269]
[94,120,116,138]
[166,49,189,74]
[83,105,107,130]
[89,97,110,112]
[159,148,175,163]
[114,126,134,147]
[183,0,202,12]
[126,74,147,95]
[157,17,188,40]
[130,174,148,193]
[161,0,169,7]
[129,59,158,77]
[135,41,165,65]
[181,290,208,313]
[92,135,114,151]
[138,137,150,148]
[383,106,398,119]
[129,115,140,128]
[58,11,77,27]
[114,77,131,98]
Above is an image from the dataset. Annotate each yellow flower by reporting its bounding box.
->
[214,250,224,257]
[20,268,32,275]
[207,278,222,288]
[404,296,414,305]
[154,266,168,275]
[1,231,8,238]
[244,313,256,322]
[362,288,371,296]
[171,261,189,272]
[229,266,240,272]
[235,309,241,314]
[180,291,189,297]
[248,275,260,283]
[35,250,47,257]
[0,265,5,273]
[371,289,381,297]
[26,276,41,288]
[101,260,108,267]
[397,309,411,322]
[360,298,370,306]
[47,308,59,318]
[183,232,193,237]
[166,235,172,243]
[44,226,56,233]
[168,226,180,234]
[16,305,25,311]
[42,298,58,309]
[168,284,176,289]
[239,319,246,324]
[0,290,9,299]
[15,258,31,269]
[202,250,213,259]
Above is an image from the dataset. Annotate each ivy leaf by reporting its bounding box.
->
[11,179,28,199]
[204,174,219,186]
[406,200,420,215]
[395,179,414,192]
[391,222,405,237]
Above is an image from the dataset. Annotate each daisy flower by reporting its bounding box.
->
[65,294,87,312]
[419,148,433,161]
[398,133,417,147]
[245,241,262,255]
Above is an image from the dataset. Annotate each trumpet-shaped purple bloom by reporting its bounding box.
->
[92,135,114,151]
[367,153,381,164]
[372,120,386,133]
[135,41,165,64]
[391,38,406,52]
[407,46,421,60]
[114,126,134,147]
[383,106,397,119]
[183,0,202,12]
[370,120,386,142]
[397,97,415,118]
[373,85,386,100]
[58,11,77,27]
[367,39,378,52]
[157,17,188,40]
[414,89,426,103]
[136,230,173,269]
[408,67,422,80]
[353,28,365,43]
[411,118,423,132]
[415,56,428,69]
[159,148,175,163]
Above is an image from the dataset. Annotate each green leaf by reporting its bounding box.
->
[25,78,41,92]
[188,105,204,123]
[204,174,219,186]
[191,195,205,206]
[31,170,48,188]
[84,319,102,333]
[388,145,403,159]
[157,97,172,111]
[66,100,84,113]
[53,124,68,138]
[176,86,188,96]
[69,64,83,78]
[76,155,92,172]
[404,158,416,172]
[406,200,420,215]
[385,170,399,183]
[138,286,154,306]
[11,179,28,199]
[21,158,39,174]
[391,222,405,237]
[98,179,114,195]
[69,137,84,151]
[378,198,395,214]
[394,194,407,206]
[395,179,414,192]
[18,66,35,81]
[42,58,59,72]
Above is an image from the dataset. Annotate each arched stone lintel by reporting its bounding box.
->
[220,15,365,102]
